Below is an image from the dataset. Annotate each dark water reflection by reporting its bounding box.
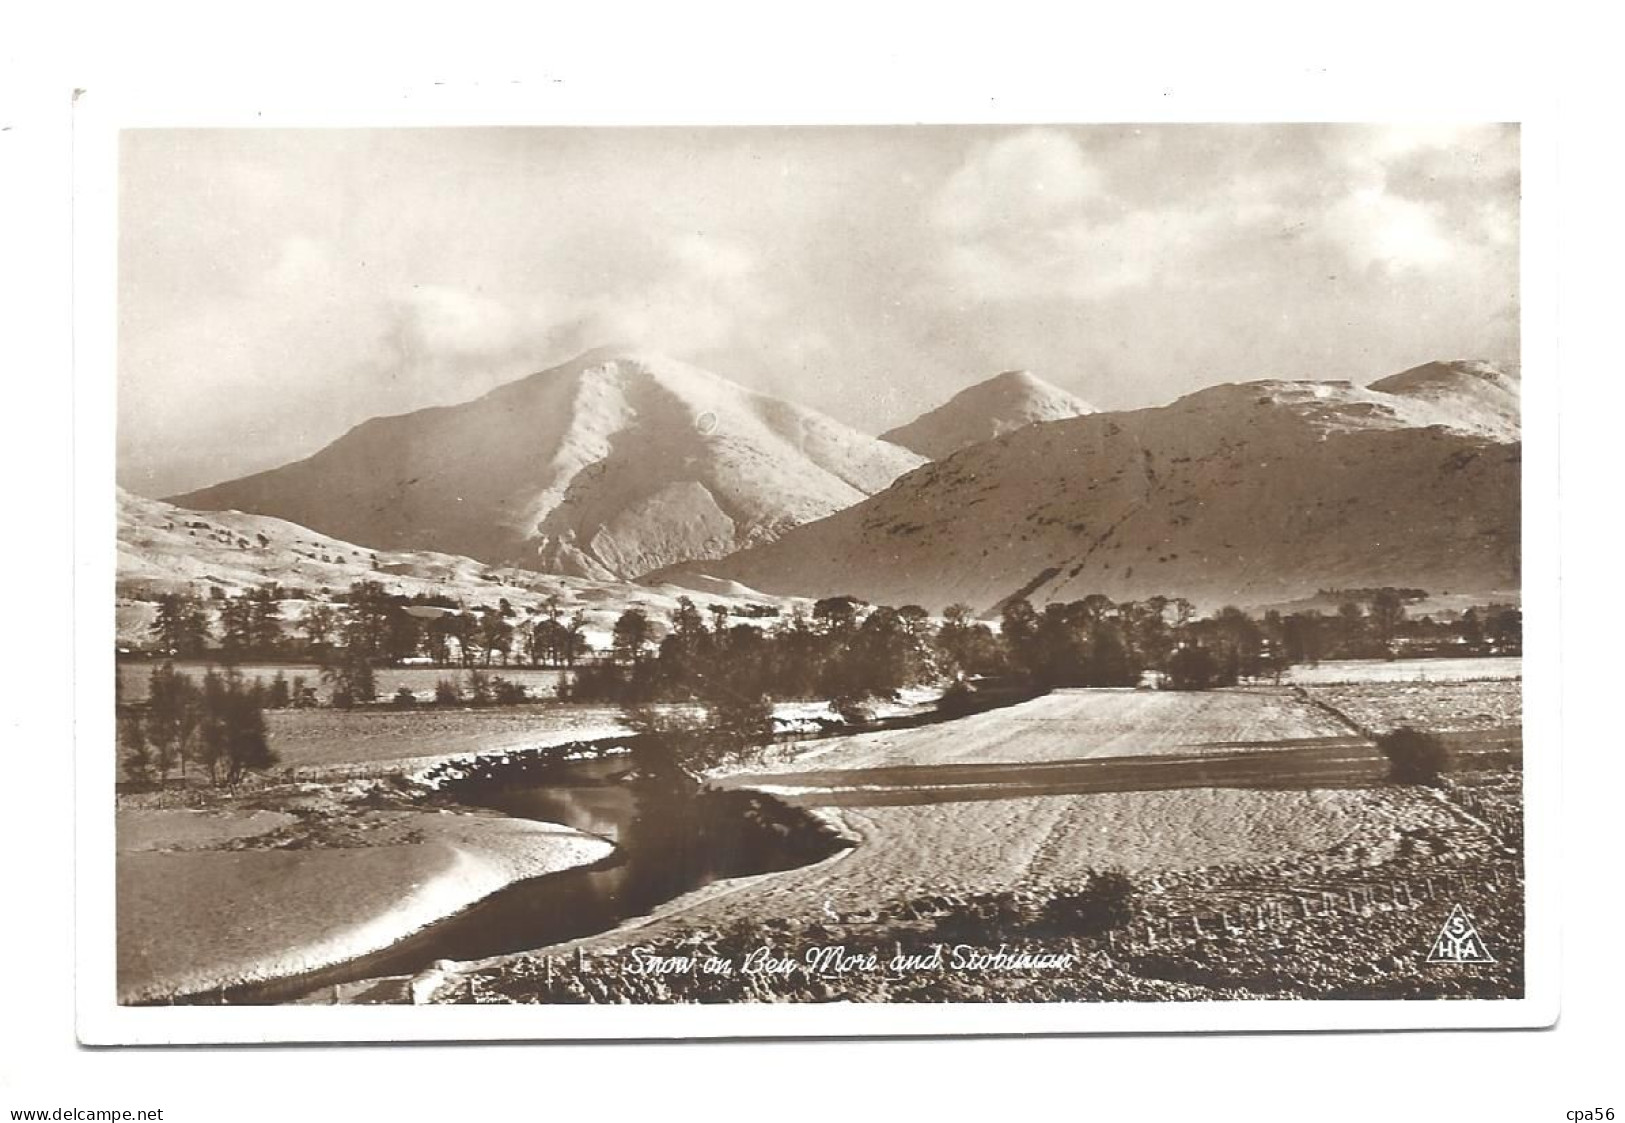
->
[185,753,837,1005]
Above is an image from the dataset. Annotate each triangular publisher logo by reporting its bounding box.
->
[1427,904,1495,964]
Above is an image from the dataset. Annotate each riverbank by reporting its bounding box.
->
[115,727,857,1005]
[116,790,613,1004]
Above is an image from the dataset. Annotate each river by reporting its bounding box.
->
[173,749,844,1005]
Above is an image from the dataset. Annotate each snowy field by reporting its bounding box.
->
[262,705,631,776]
[560,686,1485,954]
[116,809,612,1003]
[1283,656,1520,684]
[1303,680,1522,735]
[116,661,573,704]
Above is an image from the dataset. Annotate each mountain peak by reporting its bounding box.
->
[685,357,1520,614]
[1369,358,1517,394]
[171,352,925,580]
[573,342,644,365]
[989,368,1044,387]
[881,368,1098,459]
[1365,359,1519,442]
[1158,360,1518,444]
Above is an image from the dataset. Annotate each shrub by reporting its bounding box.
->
[188,669,279,785]
[491,676,528,705]
[1165,645,1220,690]
[1037,871,1139,938]
[392,686,417,707]
[434,678,461,705]
[321,655,376,708]
[936,680,978,718]
[832,694,876,725]
[1377,725,1453,786]
[119,710,156,785]
[266,671,292,710]
[930,892,1039,943]
[559,663,627,702]
[621,694,776,780]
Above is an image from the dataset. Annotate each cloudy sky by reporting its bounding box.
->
[119,124,1518,497]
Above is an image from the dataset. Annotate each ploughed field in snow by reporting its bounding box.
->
[567,686,1509,949]
[1301,680,1521,735]
[751,687,1356,772]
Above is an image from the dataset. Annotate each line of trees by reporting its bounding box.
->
[117,664,278,787]
[572,595,943,720]
[137,579,1523,719]
[571,592,1173,709]
[148,580,1519,671]
[571,585,1522,711]
[145,583,592,668]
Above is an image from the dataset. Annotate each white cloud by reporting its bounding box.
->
[927,129,1147,301]
[924,124,1514,304]
[931,128,1105,236]
[1311,125,1517,274]
[1323,188,1455,272]
[1369,124,1503,159]
[1363,123,1517,171]
[551,231,778,356]
[392,285,527,359]
[250,229,773,398]
[665,230,757,281]
[927,131,1287,302]
[265,235,339,292]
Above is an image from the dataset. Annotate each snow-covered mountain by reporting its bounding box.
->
[1366,359,1519,442]
[880,368,1097,458]
[170,349,925,580]
[665,361,1521,613]
[116,488,791,651]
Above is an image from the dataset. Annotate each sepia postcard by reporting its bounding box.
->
[74,99,1557,1043]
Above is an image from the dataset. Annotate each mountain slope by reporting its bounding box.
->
[170,350,925,580]
[116,489,790,651]
[667,361,1521,613]
[1367,359,1520,442]
[121,487,544,599]
[880,369,1097,458]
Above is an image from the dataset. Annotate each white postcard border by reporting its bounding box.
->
[73,83,1560,1045]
